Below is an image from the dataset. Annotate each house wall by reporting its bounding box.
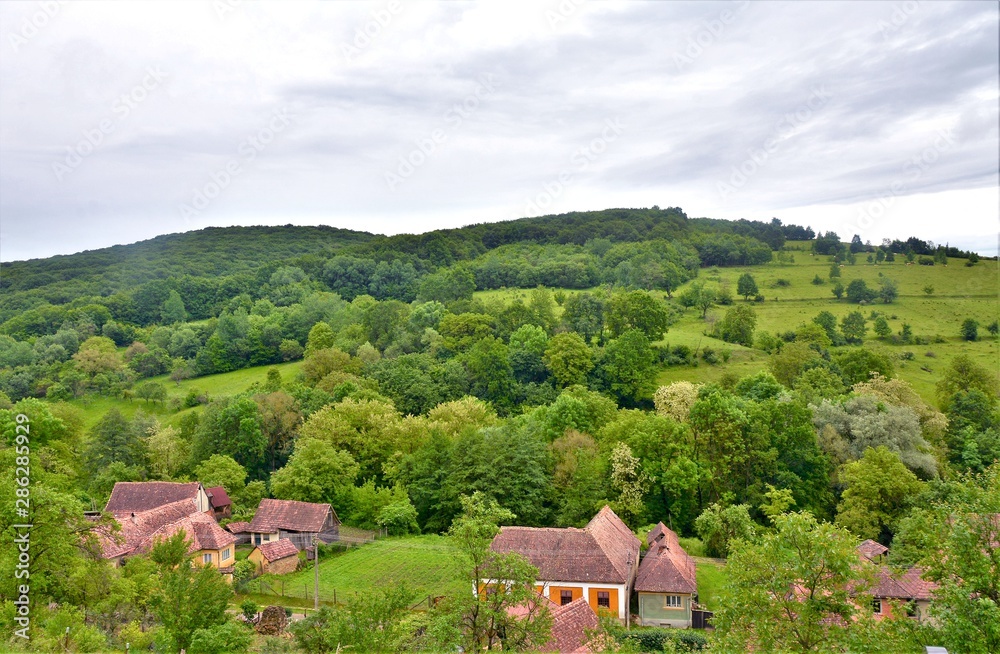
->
[537,581,629,621]
[268,554,300,575]
[251,531,280,546]
[873,598,933,624]
[196,546,235,569]
[196,486,210,513]
[249,548,266,574]
[637,592,693,627]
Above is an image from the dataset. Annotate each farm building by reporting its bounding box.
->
[206,486,233,519]
[247,498,340,550]
[489,506,640,622]
[635,522,698,627]
[249,538,300,575]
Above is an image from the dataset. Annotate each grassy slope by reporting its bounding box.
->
[476,243,999,406]
[693,560,728,612]
[60,359,305,430]
[265,535,463,604]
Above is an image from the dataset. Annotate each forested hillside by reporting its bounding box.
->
[0,208,997,652]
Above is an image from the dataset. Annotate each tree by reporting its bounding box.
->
[508,324,549,384]
[192,396,268,479]
[291,584,417,653]
[561,292,604,342]
[86,408,149,471]
[834,346,895,386]
[694,503,756,558]
[873,315,891,339]
[737,272,759,301]
[606,290,672,340]
[829,263,841,279]
[892,464,1000,653]
[840,310,867,345]
[936,354,999,411]
[715,305,757,346]
[714,512,872,653]
[769,341,822,388]
[431,492,551,652]
[194,455,247,502]
[877,277,898,304]
[609,442,649,527]
[72,336,123,376]
[465,336,517,412]
[961,318,979,342]
[146,423,186,479]
[269,438,359,506]
[417,267,476,303]
[835,446,924,542]
[831,281,845,299]
[150,532,233,652]
[596,330,657,404]
[161,290,188,324]
[846,279,877,304]
[135,380,167,404]
[305,322,337,354]
[543,332,594,387]
[653,381,700,422]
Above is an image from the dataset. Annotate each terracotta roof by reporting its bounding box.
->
[98,499,235,559]
[206,486,232,507]
[248,498,339,534]
[105,482,202,513]
[635,523,697,594]
[226,521,251,534]
[98,499,198,559]
[491,506,639,585]
[546,598,598,653]
[857,539,889,562]
[872,566,936,601]
[257,538,299,562]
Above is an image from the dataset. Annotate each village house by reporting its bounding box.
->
[248,538,300,575]
[205,486,233,519]
[490,506,640,622]
[225,520,252,545]
[104,481,211,514]
[857,540,936,623]
[98,498,237,579]
[635,523,698,627]
[247,498,341,550]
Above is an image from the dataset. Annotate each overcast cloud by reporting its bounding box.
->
[1,0,997,261]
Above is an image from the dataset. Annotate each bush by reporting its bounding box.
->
[701,347,719,365]
[918,256,935,265]
[189,621,254,654]
[617,627,709,652]
[812,274,824,285]
[961,318,979,342]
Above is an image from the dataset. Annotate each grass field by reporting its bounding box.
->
[475,243,999,406]
[265,535,464,605]
[693,560,728,612]
[60,359,305,430]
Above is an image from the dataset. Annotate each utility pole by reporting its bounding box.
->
[313,536,319,611]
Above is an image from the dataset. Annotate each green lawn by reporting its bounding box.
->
[475,246,1000,406]
[60,359,305,430]
[694,560,728,612]
[263,535,464,605]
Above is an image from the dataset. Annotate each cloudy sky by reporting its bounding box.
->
[1,0,997,262]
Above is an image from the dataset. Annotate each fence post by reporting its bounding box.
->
[334,589,337,605]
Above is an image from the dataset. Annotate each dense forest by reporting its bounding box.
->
[0,208,997,653]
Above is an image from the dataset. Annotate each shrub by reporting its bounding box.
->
[961,318,979,342]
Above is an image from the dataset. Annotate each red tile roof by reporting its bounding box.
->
[206,486,232,508]
[104,482,202,513]
[635,523,697,594]
[257,538,299,562]
[491,506,639,585]
[872,566,936,601]
[98,499,235,559]
[225,521,251,534]
[248,498,338,534]
[546,598,598,653]
[857,539,889,562]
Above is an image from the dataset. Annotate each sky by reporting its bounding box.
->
[1,0,997,262]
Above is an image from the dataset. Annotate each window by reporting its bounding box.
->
[597,591,610,608]
[203,553,212,564]
[905,602,917,618]
[253,533,261,546]
[664,595,682,608]
[222,548,231,561]
[560,590,573,606]
[872,599,882,614]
